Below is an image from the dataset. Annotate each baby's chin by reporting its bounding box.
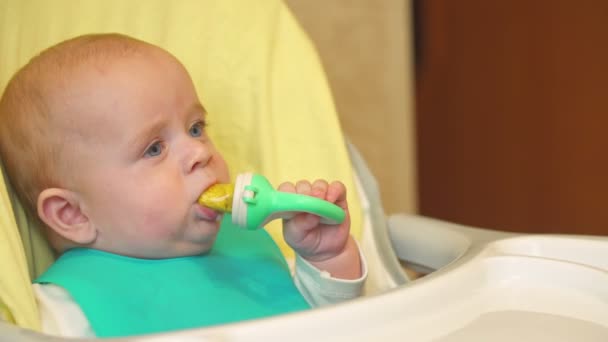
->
[174,241,216,257]
[179,224,221,255]
[133,243,216,259]
[107,231,220,259]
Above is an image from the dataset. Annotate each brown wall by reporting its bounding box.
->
[415,1,608,235]
[286,0,417,215]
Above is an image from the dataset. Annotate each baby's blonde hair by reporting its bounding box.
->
[0,33,151,220]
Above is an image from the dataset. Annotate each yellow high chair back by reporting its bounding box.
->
[0,0,363,332]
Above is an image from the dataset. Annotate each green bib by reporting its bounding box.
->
[35,222,310,337]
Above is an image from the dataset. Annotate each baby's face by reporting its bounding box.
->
[62,49,229,258]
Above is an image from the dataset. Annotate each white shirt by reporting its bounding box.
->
[33,253,367,338]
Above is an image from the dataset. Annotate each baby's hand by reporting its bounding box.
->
[278,180,361,279]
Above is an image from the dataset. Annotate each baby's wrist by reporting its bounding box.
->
[301,237,362,280]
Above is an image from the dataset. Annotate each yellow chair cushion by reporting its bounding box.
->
[0,0,362,331]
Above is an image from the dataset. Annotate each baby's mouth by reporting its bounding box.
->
[194,181,230,222]
[195,203,223,222]
[197,183,234,213]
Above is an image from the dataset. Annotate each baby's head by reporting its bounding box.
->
[0,34,229,258]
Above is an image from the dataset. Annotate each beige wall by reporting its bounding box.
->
[286,0,417,214]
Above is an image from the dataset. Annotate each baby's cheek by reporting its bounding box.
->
[136,202,181,238]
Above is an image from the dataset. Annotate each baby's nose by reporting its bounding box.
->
[184,141,211,174]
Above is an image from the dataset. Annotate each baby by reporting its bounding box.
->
[0,34,365,338]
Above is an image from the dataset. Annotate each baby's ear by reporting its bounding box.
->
[37,188,97,245]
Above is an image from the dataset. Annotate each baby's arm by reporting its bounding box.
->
[279,180,362,280]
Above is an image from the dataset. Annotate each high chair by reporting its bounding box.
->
[1,1,607,341]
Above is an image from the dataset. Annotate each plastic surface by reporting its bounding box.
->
[229,173,346,230]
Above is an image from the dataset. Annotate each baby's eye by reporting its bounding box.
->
[143,141,164,158]
[189,121,206,138]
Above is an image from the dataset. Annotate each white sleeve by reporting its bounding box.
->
[293,244,368,307]
[32,283,95,338]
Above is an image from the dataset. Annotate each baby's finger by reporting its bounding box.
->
[311,179,329,199]
[295,180,312,195]
[326,181,347,204]
[278,182,296,193]
[291,212,321,231]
